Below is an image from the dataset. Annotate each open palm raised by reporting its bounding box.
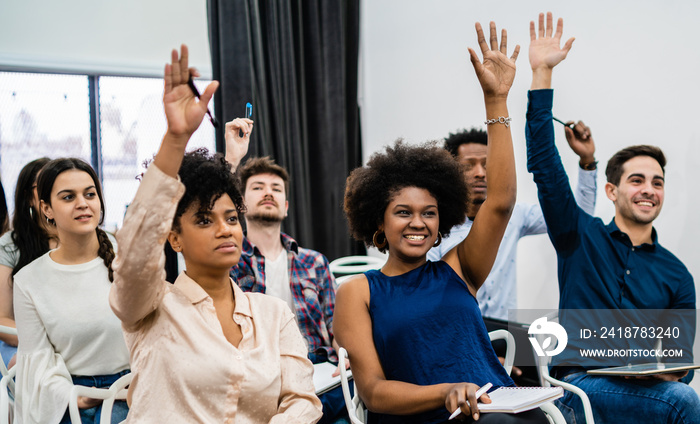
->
[468,22,519,99]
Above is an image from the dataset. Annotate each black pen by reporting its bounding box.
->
[552,116,574,129]
[187,76,219,128]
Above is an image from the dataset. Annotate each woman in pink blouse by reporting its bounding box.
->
[109,45,322,423]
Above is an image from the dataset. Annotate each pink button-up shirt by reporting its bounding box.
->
[110,164,322,423]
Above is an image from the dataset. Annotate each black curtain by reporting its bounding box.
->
[207,0,363,260]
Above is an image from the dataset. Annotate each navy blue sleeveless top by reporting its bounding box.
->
[366,260,513,424]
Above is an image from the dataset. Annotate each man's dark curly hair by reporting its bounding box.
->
[444,127,487,157]
[344,140,468,252]
[172,148,246,231]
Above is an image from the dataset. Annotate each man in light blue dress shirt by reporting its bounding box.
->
[428,127,598,321]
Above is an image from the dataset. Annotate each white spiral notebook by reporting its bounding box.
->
[478,386,564,414]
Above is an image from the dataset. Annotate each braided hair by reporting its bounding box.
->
[95,228,115,282]
[37,158,115,281]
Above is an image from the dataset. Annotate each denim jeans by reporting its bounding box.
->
[554,370,700,424]
[59,369,130,424]
[317,385,353,424]
[0,341,16,368]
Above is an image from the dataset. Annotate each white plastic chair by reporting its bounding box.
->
[488,329,515,376]
[68,372,132,424]
[0,326,17,381]
[339,330,566,424]
[337,347,364,424]
[0,325,17,424]
[535,351,595,423]
[529,312,594,423]
[0,367,15,424]
[329,256,385,277]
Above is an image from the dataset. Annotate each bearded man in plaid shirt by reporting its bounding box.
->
[230,156,347,424]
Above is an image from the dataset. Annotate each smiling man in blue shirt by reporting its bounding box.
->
[526,12,698,424]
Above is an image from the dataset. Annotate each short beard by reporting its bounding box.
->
[246,211,284,225]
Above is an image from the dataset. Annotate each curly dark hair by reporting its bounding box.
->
[344,140,468,252]
[172,148,246,231]
[444,127,487,157]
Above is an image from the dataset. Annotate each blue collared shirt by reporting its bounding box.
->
[526,89,695,370]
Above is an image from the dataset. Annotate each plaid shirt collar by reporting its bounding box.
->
[241,232,299,257]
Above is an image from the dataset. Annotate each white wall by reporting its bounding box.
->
[359,0,700,315]
[0,0,212,77]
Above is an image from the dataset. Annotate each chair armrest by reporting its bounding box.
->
[100,372,132,423]
[69,372,132,424]
[488,329,515,376]
[0,367,16,424]
[544,374,595,424]
[338,348,365,424]
[0,326,17,336]
[538,401,567,424]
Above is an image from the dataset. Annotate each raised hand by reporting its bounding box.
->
[468,22,520,99]
[224,118,254,170]
[162,45,219,139]
[529,12,574,89]
[564,120,596,165]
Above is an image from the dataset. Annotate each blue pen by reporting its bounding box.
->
[240,102,253,137]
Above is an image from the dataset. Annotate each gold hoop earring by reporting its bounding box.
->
[433,232,442,247]
[372,230,387,249]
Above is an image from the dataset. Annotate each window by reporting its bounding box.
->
[0,71,216,232]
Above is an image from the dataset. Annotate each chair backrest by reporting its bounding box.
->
[329,256,385,277]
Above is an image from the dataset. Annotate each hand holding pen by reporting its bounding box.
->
[553,117,590,140]
[187,75,219,128]
[157,44,219,177]
[447,382,493,421]
[163,44,219,139]
[224,115,254,170]
[553,117,596,168]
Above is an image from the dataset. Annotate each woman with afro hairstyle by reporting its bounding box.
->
[335,22,549,424]
[109,45,322,423]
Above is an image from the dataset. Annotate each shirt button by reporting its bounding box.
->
[236,355,242,360]
[626,270,630,275]
[631,247,635,251]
